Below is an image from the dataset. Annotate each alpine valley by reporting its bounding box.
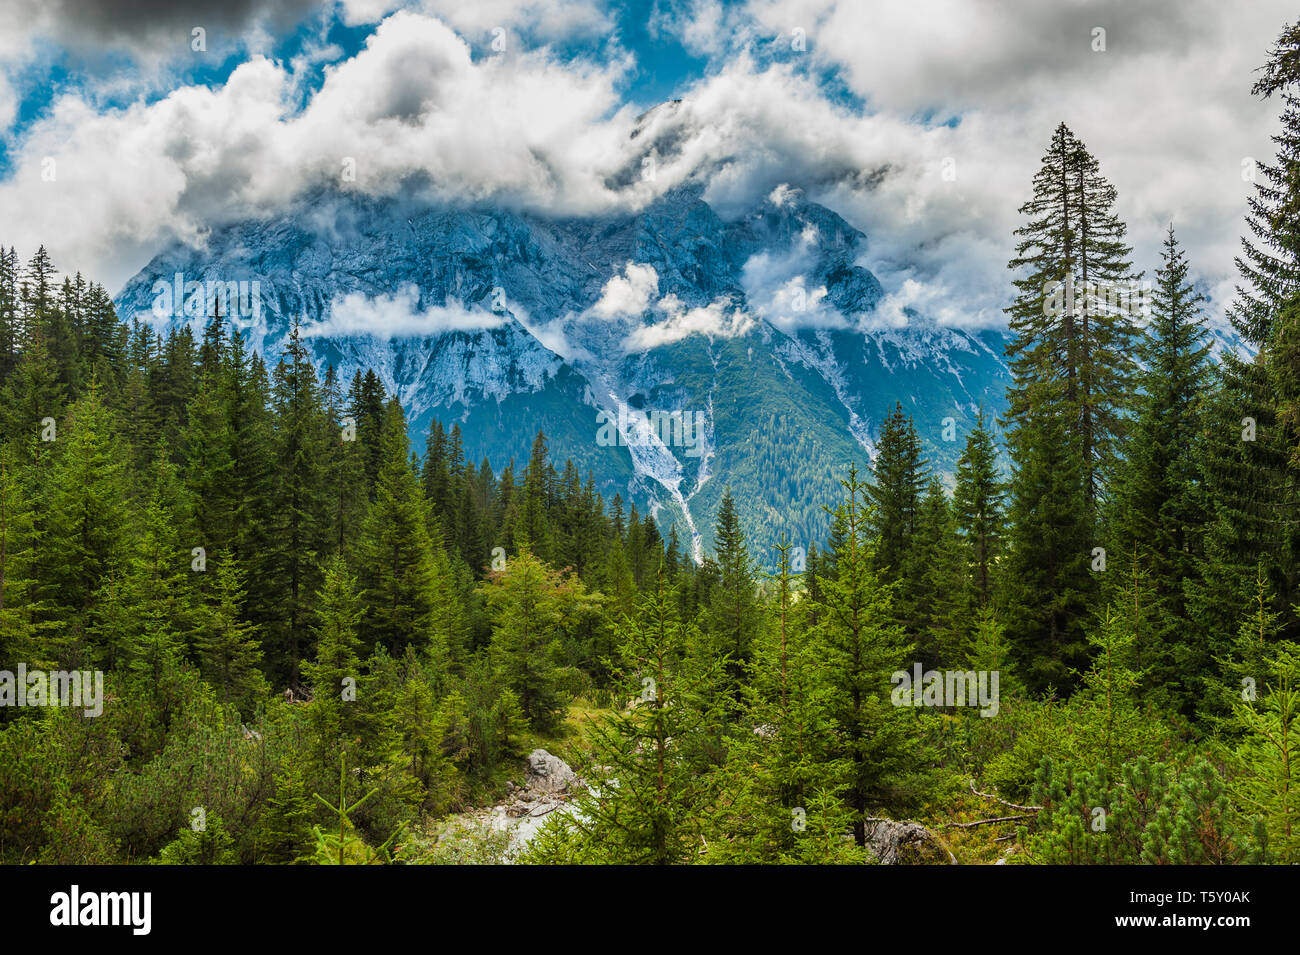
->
[114,180,1013,561]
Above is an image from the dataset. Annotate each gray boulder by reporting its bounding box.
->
[525,749,578,795]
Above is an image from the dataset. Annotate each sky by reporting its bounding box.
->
[0,0,1295,331]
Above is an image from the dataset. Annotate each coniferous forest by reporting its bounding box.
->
[4,17,1300,882]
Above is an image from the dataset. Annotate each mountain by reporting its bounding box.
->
[114,182,1012,563]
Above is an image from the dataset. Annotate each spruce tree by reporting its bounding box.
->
[196,560,267,716]
[952,407,1004,608]
[354,400,459,663]
[1224,643,1300,863]
[901,477,966,666]
[705,488,760,702]
[1201,21,1300,630]
[481,549,569,733]
[39,389,132,666]
[1001,379,1093,693]
[704,537,868,863]
[1004,122,1140,510]
[866,403,926,577]
[1111,226,1212,710]
[266,319,332,686]
[527,566,725,864]
[0,447,40,671]
[813,465,932,847]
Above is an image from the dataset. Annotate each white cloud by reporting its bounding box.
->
[1,0,1295,335]
[547,261,754,353]
[637,0,1297,328]
[0,10,639,289]
[740,226,843,332]
[873,278,966,331]
[768,183,798,208]
[0,73,16,132]
[341,0,614,42]
[630,294,754,348]
[732,0,1294,326]
[590,262,659,318]
[305,284,506,338]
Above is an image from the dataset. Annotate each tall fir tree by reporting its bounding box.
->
[952,407,1004,609]
[1004,122,1140,511]
[1111,226,1213,712]
[354,400,460,665]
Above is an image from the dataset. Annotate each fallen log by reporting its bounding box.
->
[968,779,1042,812]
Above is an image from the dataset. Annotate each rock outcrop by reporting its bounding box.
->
[524,748,579,795]
[439,749,583,861]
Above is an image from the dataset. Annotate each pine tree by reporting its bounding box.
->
[527,566,725,864]
[952,407,1004,608]
[1072,601,1163,773]
[1004,122,1140,510]
[1224,642,1300,863]
[813,465,932,847]
[1111,226,1212,710]
[354,400,459,664]
[968,606,1020,698]
[704,488,759,704]
[255,762,315,864]
[266,319,332,686]
[196,560,266,716]
[1209,563,1286,725]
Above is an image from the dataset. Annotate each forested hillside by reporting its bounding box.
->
[3,19,1300,869]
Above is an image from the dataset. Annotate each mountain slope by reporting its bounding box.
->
[115,184,1011,560]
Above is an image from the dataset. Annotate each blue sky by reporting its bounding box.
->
[0,0,1293,327]
[0,2,725,178]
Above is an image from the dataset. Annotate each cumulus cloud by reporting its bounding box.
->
[590,262,660,318]
[631,294,754,348]
[305,284,506,339]
[0,10,639,289]
[340,0,614,43]
[0,0,321,75]
[1,0,1295,333]
[546,261,755,354]
[740,210,844,332]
